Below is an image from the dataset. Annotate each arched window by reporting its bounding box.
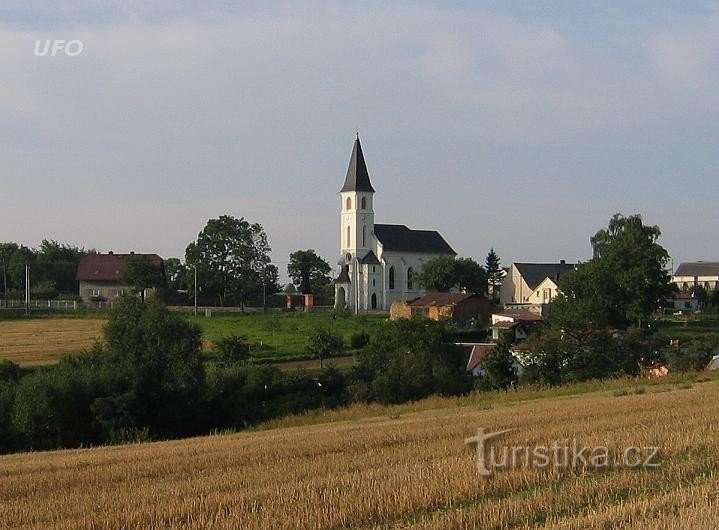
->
[389,266,395,290]
[346,197,351,211]
[361,197,367,209]
[371,293,377,309]
[407,267,414,290]
[362,225,366,246]
[346,225,351,248]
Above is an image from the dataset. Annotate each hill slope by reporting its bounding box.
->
[1,378,718,529]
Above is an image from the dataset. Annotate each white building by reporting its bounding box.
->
[499,261,575,312]
[672,262,719,292]
[333,137,456,312]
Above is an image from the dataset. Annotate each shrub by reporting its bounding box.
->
[350,331,370,349]
[215,334,251,365]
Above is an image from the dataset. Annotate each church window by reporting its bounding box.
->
[389,266,395,290]
[362,225,366,246]
[346,197,351,211]
[346,225,350,248]
[407,267,414,290]
[361,197,367,209]
[371,293,377,309]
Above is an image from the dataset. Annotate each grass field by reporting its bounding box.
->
[1,374,718,529]
[0,317,105,366]
[184,311,386,363]
[0,312,385,366]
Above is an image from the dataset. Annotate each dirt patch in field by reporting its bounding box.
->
[0,318,106,366]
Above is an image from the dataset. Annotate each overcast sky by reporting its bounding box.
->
[1,1,717,277]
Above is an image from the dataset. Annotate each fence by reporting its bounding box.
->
[0,299,116,311]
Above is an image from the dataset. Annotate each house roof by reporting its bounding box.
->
[494,310,544,322]
[76,253,163,282]
[340,137,375,193]
[674,262,719,277]
[464,343,495,371]
[409,292,475,307]
[374,224,456,255]
[514,262,576,290]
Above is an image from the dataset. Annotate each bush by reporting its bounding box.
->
[215,334,251,365]
[0,360,21,383]
[350,331,370,349]
[307,328,344,365]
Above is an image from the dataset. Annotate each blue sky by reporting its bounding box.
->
[1,1,717,276]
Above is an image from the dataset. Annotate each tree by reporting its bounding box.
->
[0,243,19,303]
[485,248,502,301]
[287,249,331,295]
[455,257,487,295]
[215,335,251,366]
[552,214,672,331]
[349,317,473,404]
[122,255,165,301]
[307,328,344,368]
[478,341,517,390]
[416,256,459,292]
[185,215,272,308]
[163,258,188,292]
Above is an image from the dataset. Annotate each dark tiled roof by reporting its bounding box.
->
[674,262,719,277]
[494,310,544,322]
[514,262,575,290]
[76,253,163,281]
[464,343,495,371]
[359,250,381,265]
[409,292,475,307]
[374,224,456,255]
[340,137,375,193]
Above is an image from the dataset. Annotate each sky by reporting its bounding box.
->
[1,1,718,278]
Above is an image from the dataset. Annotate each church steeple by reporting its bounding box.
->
[340,136,375,193]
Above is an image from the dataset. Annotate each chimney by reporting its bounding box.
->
[560,259,565,265]
[130,251,135,255]
[108,251,114,255]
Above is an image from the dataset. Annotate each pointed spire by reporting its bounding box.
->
[340,136,375,193]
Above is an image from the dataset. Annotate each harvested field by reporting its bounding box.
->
[0,318,105,366]
[1,378,718,528]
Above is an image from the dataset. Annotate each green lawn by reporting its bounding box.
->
[653,314,719,342]
[184,311,387,363]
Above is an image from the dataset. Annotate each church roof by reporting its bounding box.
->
[340,137,375,193]
[334,266,350,284]
[374,224,456,255]
[359,250,381,265]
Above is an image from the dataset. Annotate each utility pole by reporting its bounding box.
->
[25,263,30,315]
[193,265,198,317]
[262,265,267,313]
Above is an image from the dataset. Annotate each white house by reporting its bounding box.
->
[672,262,719,292]
[499,262,575,312]
[333,137,456,312]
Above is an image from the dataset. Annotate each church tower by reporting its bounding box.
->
[335,135,376,312]
[339,135,375,259]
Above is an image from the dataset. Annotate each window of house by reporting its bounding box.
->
[407,267,414,290]
[389,266,395,290]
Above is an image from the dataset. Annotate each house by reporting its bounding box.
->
[499,261,575,313]
[490,310,543,342]
[390,292,490,324]
[76,252,164,302]
[333,136,456,313]
[459,342,524,377]
[664,291,702,314]
[672,262,719,292]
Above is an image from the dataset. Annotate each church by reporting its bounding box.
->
[334,137,456,313]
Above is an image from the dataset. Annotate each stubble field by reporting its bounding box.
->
[1,377,718,529]
[0,318,105,366]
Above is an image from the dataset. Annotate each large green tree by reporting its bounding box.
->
[287,249,331,294]
[122,255,165,301]
[185,215,272,308]
[417,256,486,294]
[551,213,672,332]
